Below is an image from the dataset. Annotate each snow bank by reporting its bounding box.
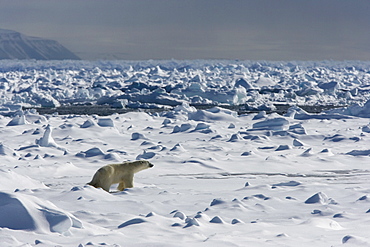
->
[0,170,46,191]
[0,192,82,234]
[189,107,237,122]
[252,117,289,130]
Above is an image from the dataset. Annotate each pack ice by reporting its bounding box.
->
[0,60,369,246]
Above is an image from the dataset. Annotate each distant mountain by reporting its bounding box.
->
[0,29,80,60]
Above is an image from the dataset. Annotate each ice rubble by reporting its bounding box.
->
[0,60,370,113]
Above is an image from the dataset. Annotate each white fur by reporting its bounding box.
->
[88,160,154,192]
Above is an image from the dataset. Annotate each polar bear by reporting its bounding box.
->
[87,160,154,192]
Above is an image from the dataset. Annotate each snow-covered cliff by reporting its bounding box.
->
[0,29,80,60]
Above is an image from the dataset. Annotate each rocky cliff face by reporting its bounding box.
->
[0,29,80,60]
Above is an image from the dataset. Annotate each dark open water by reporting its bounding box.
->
[24,104,344,116]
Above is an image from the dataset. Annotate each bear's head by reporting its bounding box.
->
[133,160,154,172]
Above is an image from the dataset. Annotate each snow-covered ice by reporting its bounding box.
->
[0,59,370,111]
[0,60,370,246]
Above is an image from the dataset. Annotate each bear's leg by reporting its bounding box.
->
[100,181,112,192]
[121,174,134,190]
[117,181,126,191]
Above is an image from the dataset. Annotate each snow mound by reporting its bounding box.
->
[252,117,289,131]
[289,123,306,135]
[272,181,301,187]
[170,143,186,152]
[209,216,224,224]
[80,119,97,128]
[0,143,14,156]
[293,139,305,146]
[235,77,254,90]
[305,192,332,204]
[136,151,156,160]
[97,118,114,127]
[210,198,227,206]
[0,192,82,234]
[173,211,186,220]
[192,123,212,133]
[324,134,347,142]
[7,113,28,126]
[241,151,253,156]
[300,148,313,157]
[76,147,105,158]
[36,124,59,148]
[118,218,146,229]
[346,149,370,156]
[184,217,200,228]
[275,145,291,151]
[173,102,197,113]
[0,169,46,191]
[253,111,266,120]
[66,185,118,201]
[301,218,342,230]
[172,123,192,133]
[362,125,370,133]
[227,133,243,142]
[104,152,121,161]
[188,107,237,122]
[342,235,370,245]
[256,76,276,87]
[131,132,147,140]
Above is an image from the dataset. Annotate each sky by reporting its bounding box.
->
[0,0,369,61]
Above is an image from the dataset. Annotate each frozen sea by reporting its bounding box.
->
[0,60,370,246]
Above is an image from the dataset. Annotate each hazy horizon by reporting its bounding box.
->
[1,0,369,61]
